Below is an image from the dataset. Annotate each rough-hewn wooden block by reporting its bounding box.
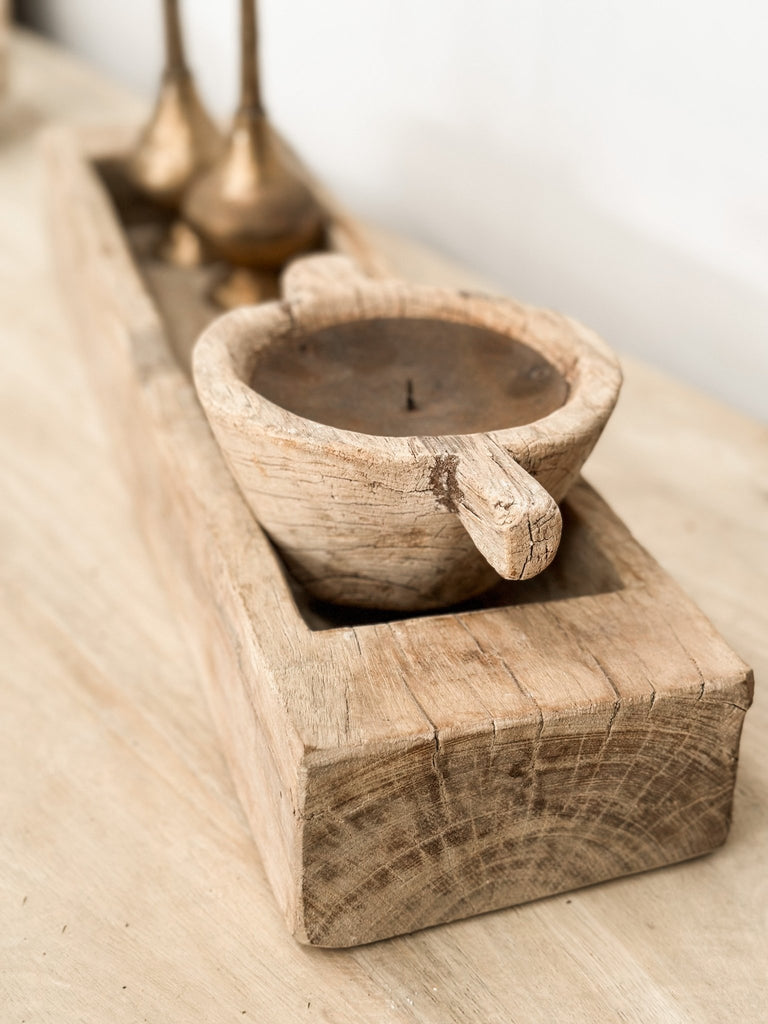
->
[45,124,753,948]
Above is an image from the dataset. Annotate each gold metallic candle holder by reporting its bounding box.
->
[125,0,222,266]
[126,0,221,207]
[182,0,326,307]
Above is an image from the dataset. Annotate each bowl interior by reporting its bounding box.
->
[249,316,569,436]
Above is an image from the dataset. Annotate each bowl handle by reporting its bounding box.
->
[452,438,562,580]
[281,253,374,301]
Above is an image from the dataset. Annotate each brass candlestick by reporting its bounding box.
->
[126,0,221,221]
[182,0,325,306]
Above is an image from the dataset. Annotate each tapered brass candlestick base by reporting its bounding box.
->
[126,71,222,210]
[181,0,325,306]
[126,0,221,209]
[125,0,222,268]
[183,111,324,280]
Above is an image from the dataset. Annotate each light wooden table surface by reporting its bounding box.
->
[2,30,766,1024]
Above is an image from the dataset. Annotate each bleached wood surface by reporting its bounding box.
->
[3,29,767,1021]
[45,119,748,947]
[195,253,620,608]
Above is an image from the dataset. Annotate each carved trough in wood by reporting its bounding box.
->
[46,124,753,947]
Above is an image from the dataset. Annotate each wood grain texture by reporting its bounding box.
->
[45,110,750,947]
[194,253,620,607]
[4,29,767,1020]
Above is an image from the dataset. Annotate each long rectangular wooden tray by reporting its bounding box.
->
[45,124,753,948]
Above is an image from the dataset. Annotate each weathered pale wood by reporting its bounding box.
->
[43,122,394,933]
[194,253,620,607]
[5,29,768,1019]
[44,116,752,947]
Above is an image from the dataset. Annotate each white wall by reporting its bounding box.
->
[21,0,768,421]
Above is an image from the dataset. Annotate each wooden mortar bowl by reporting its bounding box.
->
[193,255,622,610]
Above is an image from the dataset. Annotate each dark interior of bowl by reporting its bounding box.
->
[249,317,569,436]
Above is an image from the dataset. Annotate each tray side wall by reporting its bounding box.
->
[299,646,751,946]
[44,126,310,932]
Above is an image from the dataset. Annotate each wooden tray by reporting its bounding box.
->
[45,124,753,948]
